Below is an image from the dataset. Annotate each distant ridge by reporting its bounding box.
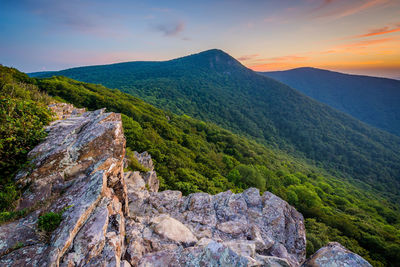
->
[260,67,400,136]
[29,49,400,198]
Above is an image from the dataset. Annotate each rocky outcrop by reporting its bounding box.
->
[0,104,373,267]
[48,103,86,120]
[302,242,372,267]
[1,105,128,266]
[123,182,305,267]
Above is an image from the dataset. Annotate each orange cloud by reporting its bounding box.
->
[249,62,292,71]
[355,23,400,38]
[266,55,309,62]
[336,37,397,50]
[247,55,310,71]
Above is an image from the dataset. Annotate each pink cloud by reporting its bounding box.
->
[315,0,389,19]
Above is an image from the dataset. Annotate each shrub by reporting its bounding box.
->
[38,212,63,232]
[0,209,27,224]
[0,98,52,185]
[37,205,72,232]
[0,184,18,211]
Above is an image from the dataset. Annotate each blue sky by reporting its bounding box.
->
[1,0,400,78]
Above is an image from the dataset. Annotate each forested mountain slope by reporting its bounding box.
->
[2,65,400,265]
[31,50,400,199]
[260,67,400,136]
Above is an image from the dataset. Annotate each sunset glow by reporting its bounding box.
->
[1,0,400,78]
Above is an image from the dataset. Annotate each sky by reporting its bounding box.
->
[1,0,400,79]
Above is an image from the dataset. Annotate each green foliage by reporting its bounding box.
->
[33,50,400,201]
[0,209,28,224]
[0,98,52,181]
[37,205,72,232]
[0,184,18,211]
[38,212,63,232]
[262,67,400,137]
[7,62,400,266]
[0,65,53,213]
[32,73,400,266]
[125,147,150,172]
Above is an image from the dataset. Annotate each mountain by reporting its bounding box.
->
[31,49,400,199]
[260,67,400,136]
[2,65,399,265]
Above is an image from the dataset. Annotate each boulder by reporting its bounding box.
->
[137,241,250,267]
[124,172,307,266]
[151,215,198,245]
[302,242,372,267]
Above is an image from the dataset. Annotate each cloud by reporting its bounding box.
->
[237,54,259,61]
[1,0,124,37]
[245,54,310,71]
[355,23,400,38]
[249,62,297,71]
[319,50,337,54]
[4,0,95,30]
[153,21,185,37]
[314,0,389,19]
[337,37,397,49]
[312,0,337,11]
[238,54,308,63]
[266,55,309,61]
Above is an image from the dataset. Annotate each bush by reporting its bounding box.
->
[0,98,52,186]
[0,209,27,224]
[37,206,71,232]
[38,212,63,232]
[0,184,18,211]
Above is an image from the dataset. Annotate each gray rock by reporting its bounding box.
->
[48,103,86,120]
[151,215,198,245]
[301,242,372,267]
[1,107,128,267]
[124,177,307,266]
[134,151,154,171]
[137,241,250,267]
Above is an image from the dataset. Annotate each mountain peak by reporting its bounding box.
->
[172,49,246,72]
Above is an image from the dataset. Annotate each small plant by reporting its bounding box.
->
[0,184,18,211]
[12,241,24,250]
[38,212,62,232]
[37,205,72,232]
[0,209,28,224]
[125,148,150,173]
